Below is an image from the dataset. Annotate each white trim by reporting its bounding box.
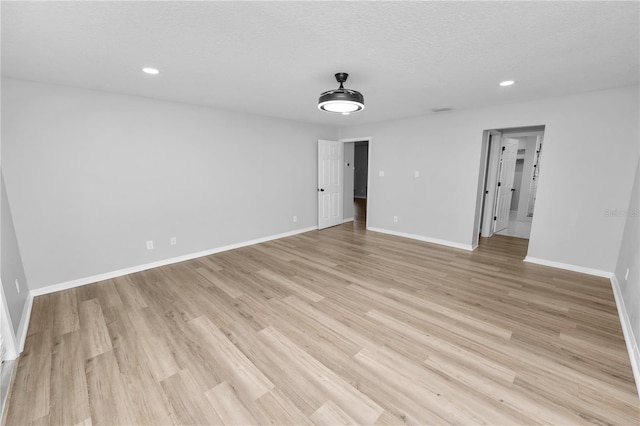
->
[339,137,372,143]
[523,256,613,278]
[342,217,354,224]
[16,293,33,352]
[0,281,18,360]
[30,226,317,298]
[1,359,16,425]
[500,130,545,138]
[610,275,640,399]
[367,227,474,251]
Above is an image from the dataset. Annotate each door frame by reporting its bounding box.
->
[497,130,544,222]
[339,137,372,230]
[474,126,546,245]
[474,130,502,243]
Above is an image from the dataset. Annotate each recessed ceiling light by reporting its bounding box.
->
[499,80,514,87]
[142,67,159,75]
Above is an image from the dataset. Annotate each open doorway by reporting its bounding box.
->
[475,126,545,244]
[343,139,369,229]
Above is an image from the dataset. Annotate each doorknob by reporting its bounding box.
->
[511,188,515,192]
[317,188,325,192]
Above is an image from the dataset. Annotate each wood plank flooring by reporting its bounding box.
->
[3,225,638,425]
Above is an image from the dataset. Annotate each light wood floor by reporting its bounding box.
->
[3,225,638,425]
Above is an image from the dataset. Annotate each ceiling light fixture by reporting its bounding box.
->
[142,67,160,75]
[318,73,364,114]
[499,80,514,86]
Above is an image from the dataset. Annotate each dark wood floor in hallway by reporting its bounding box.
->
[3,224,638,425]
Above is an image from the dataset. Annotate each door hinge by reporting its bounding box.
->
[497,182,501,187]
[502,146,506,152]
[494,216,497,220]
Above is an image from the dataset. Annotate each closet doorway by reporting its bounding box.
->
[343,138,370,229]
[476,126,545,241]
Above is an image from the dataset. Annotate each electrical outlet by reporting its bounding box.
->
[293,215,298,223]
[379,171,385,177]
[625,268,630,280]
[14,278,20,294]
[170,237,177,246]
[146,240,154,250]
[414,171,420,178]
[393,216,398,223]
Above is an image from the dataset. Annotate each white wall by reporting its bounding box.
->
[343,142,355,220]
[2,78,338,290]
[339,86,639,272]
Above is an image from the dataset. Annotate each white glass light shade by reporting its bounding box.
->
[318,100,363,113]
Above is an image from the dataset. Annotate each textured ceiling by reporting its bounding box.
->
[2,1,639,126]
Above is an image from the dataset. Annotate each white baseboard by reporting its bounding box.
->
[523,257,614,278]
[367,227,474,251]
[16,293,33,353]
[610,275,640,398]
[342,217,354,224]
[29,226,317,300]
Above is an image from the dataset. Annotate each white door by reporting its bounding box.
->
[480,131,502,237]
[318,140,343,229]
[493,138,519,232]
